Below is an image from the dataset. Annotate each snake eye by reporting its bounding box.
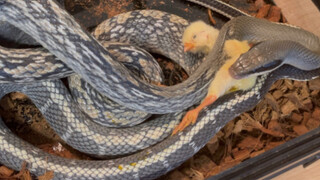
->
[250,60,283,74]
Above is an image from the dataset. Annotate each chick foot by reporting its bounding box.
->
[172,95,217,135]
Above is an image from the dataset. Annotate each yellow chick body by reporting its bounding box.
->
[207,40,257,97]
[172,39,257,135]
[182,21,219,54]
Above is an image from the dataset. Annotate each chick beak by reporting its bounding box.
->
[184,42,195,52]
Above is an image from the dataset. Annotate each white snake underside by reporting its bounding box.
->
[0,0,319,179]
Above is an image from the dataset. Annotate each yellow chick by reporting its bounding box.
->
[182,21,220,54]
[172,40,257,135]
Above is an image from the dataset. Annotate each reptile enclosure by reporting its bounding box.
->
[0,0,320,179]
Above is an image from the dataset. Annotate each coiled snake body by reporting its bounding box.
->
[0,0,319,179]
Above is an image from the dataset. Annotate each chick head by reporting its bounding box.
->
[182,21,219,54]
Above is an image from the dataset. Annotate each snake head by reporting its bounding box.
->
[229,42,284,79]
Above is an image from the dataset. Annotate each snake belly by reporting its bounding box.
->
[1,68,320,179]
[0,0,320,180]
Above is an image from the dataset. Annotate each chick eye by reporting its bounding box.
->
[192,34,197,39]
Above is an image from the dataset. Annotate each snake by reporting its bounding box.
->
[0,0,319,179]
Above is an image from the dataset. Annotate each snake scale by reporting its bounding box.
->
[0,0,319,179]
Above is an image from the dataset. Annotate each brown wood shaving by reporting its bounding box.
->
[208,9,216,25]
